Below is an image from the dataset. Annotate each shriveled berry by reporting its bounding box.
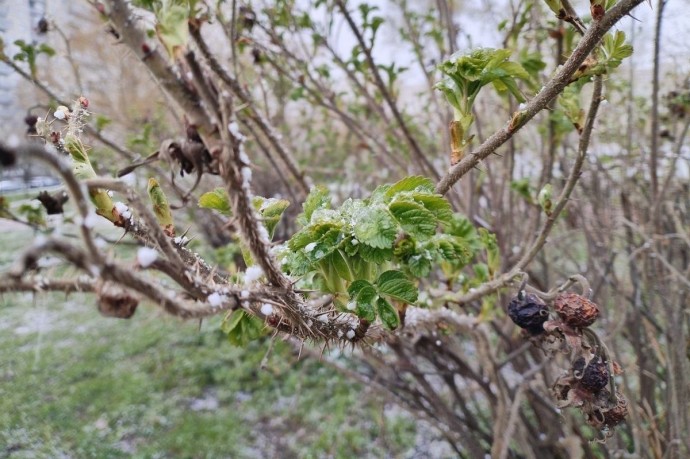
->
[575,356,609,392]
[554,292,599,328]
[603,395,629,427]
[98,290,138,319]
[507,293,549,335]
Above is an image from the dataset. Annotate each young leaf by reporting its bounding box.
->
[299,185,330,225]
[327,250,354,282]
[407,254,431,278]
[147,177,174,237]
[352,206,397,249]
[376,297,400,329]
[600,31,633,70]
[348,279,378,322]
[357,244,393,264]
[376,270,418,304]
[253,196,290,240]
[198,188,232,216]
[389,200,437,238]
[222,310,266,346]
[385,175,435,197]
[155,2,190,60]
[478,229,500,277]
[410,194,453,223]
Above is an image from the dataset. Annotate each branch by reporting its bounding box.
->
[435,0,645,195]
[447,75,604,304]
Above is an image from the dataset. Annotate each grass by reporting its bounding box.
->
[0,225,420,458]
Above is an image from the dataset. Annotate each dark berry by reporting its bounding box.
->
[554,293,599,328]
[575,356,609,393]
[507,293,549,335]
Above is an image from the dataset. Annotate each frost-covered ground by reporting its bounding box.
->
[0,224,453,458]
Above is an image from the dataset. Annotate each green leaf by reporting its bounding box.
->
[407,254,431,278]
[352,206,397,249]
[433,235,472,265]
[389,200,437,238]
[37,44,56,57]
[289,222,341,252]
[198,188,232,216]
[155,2,190,60]
[357,244,393,264]
[253,197,290,240]
[558,85,584,130]
[348,279,378,322]
[221,310,266,346]
[281,250,312,276]
[600,31,633,70]
[299,185,330,225]
[376,297,400,329]
[385,176,435,197]
[510,178,534,203]
[356,301,377,322]
[473,263,489,282]
[376,270,418,304]
[410,194,453,223]
[94,115,112,133]
[446,214,482,251]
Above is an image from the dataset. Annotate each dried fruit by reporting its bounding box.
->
[507,293,549,335]
[603,394,629,427]
[554,292,599,328]
[97,287,139,319]
[573,356,609,392]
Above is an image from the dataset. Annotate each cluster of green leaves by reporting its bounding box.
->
[435,48,529,128]
[435,48,529,161]
[278,176,483,329]
[11,40,56,78]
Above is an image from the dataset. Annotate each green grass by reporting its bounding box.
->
[0,228,418,458]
